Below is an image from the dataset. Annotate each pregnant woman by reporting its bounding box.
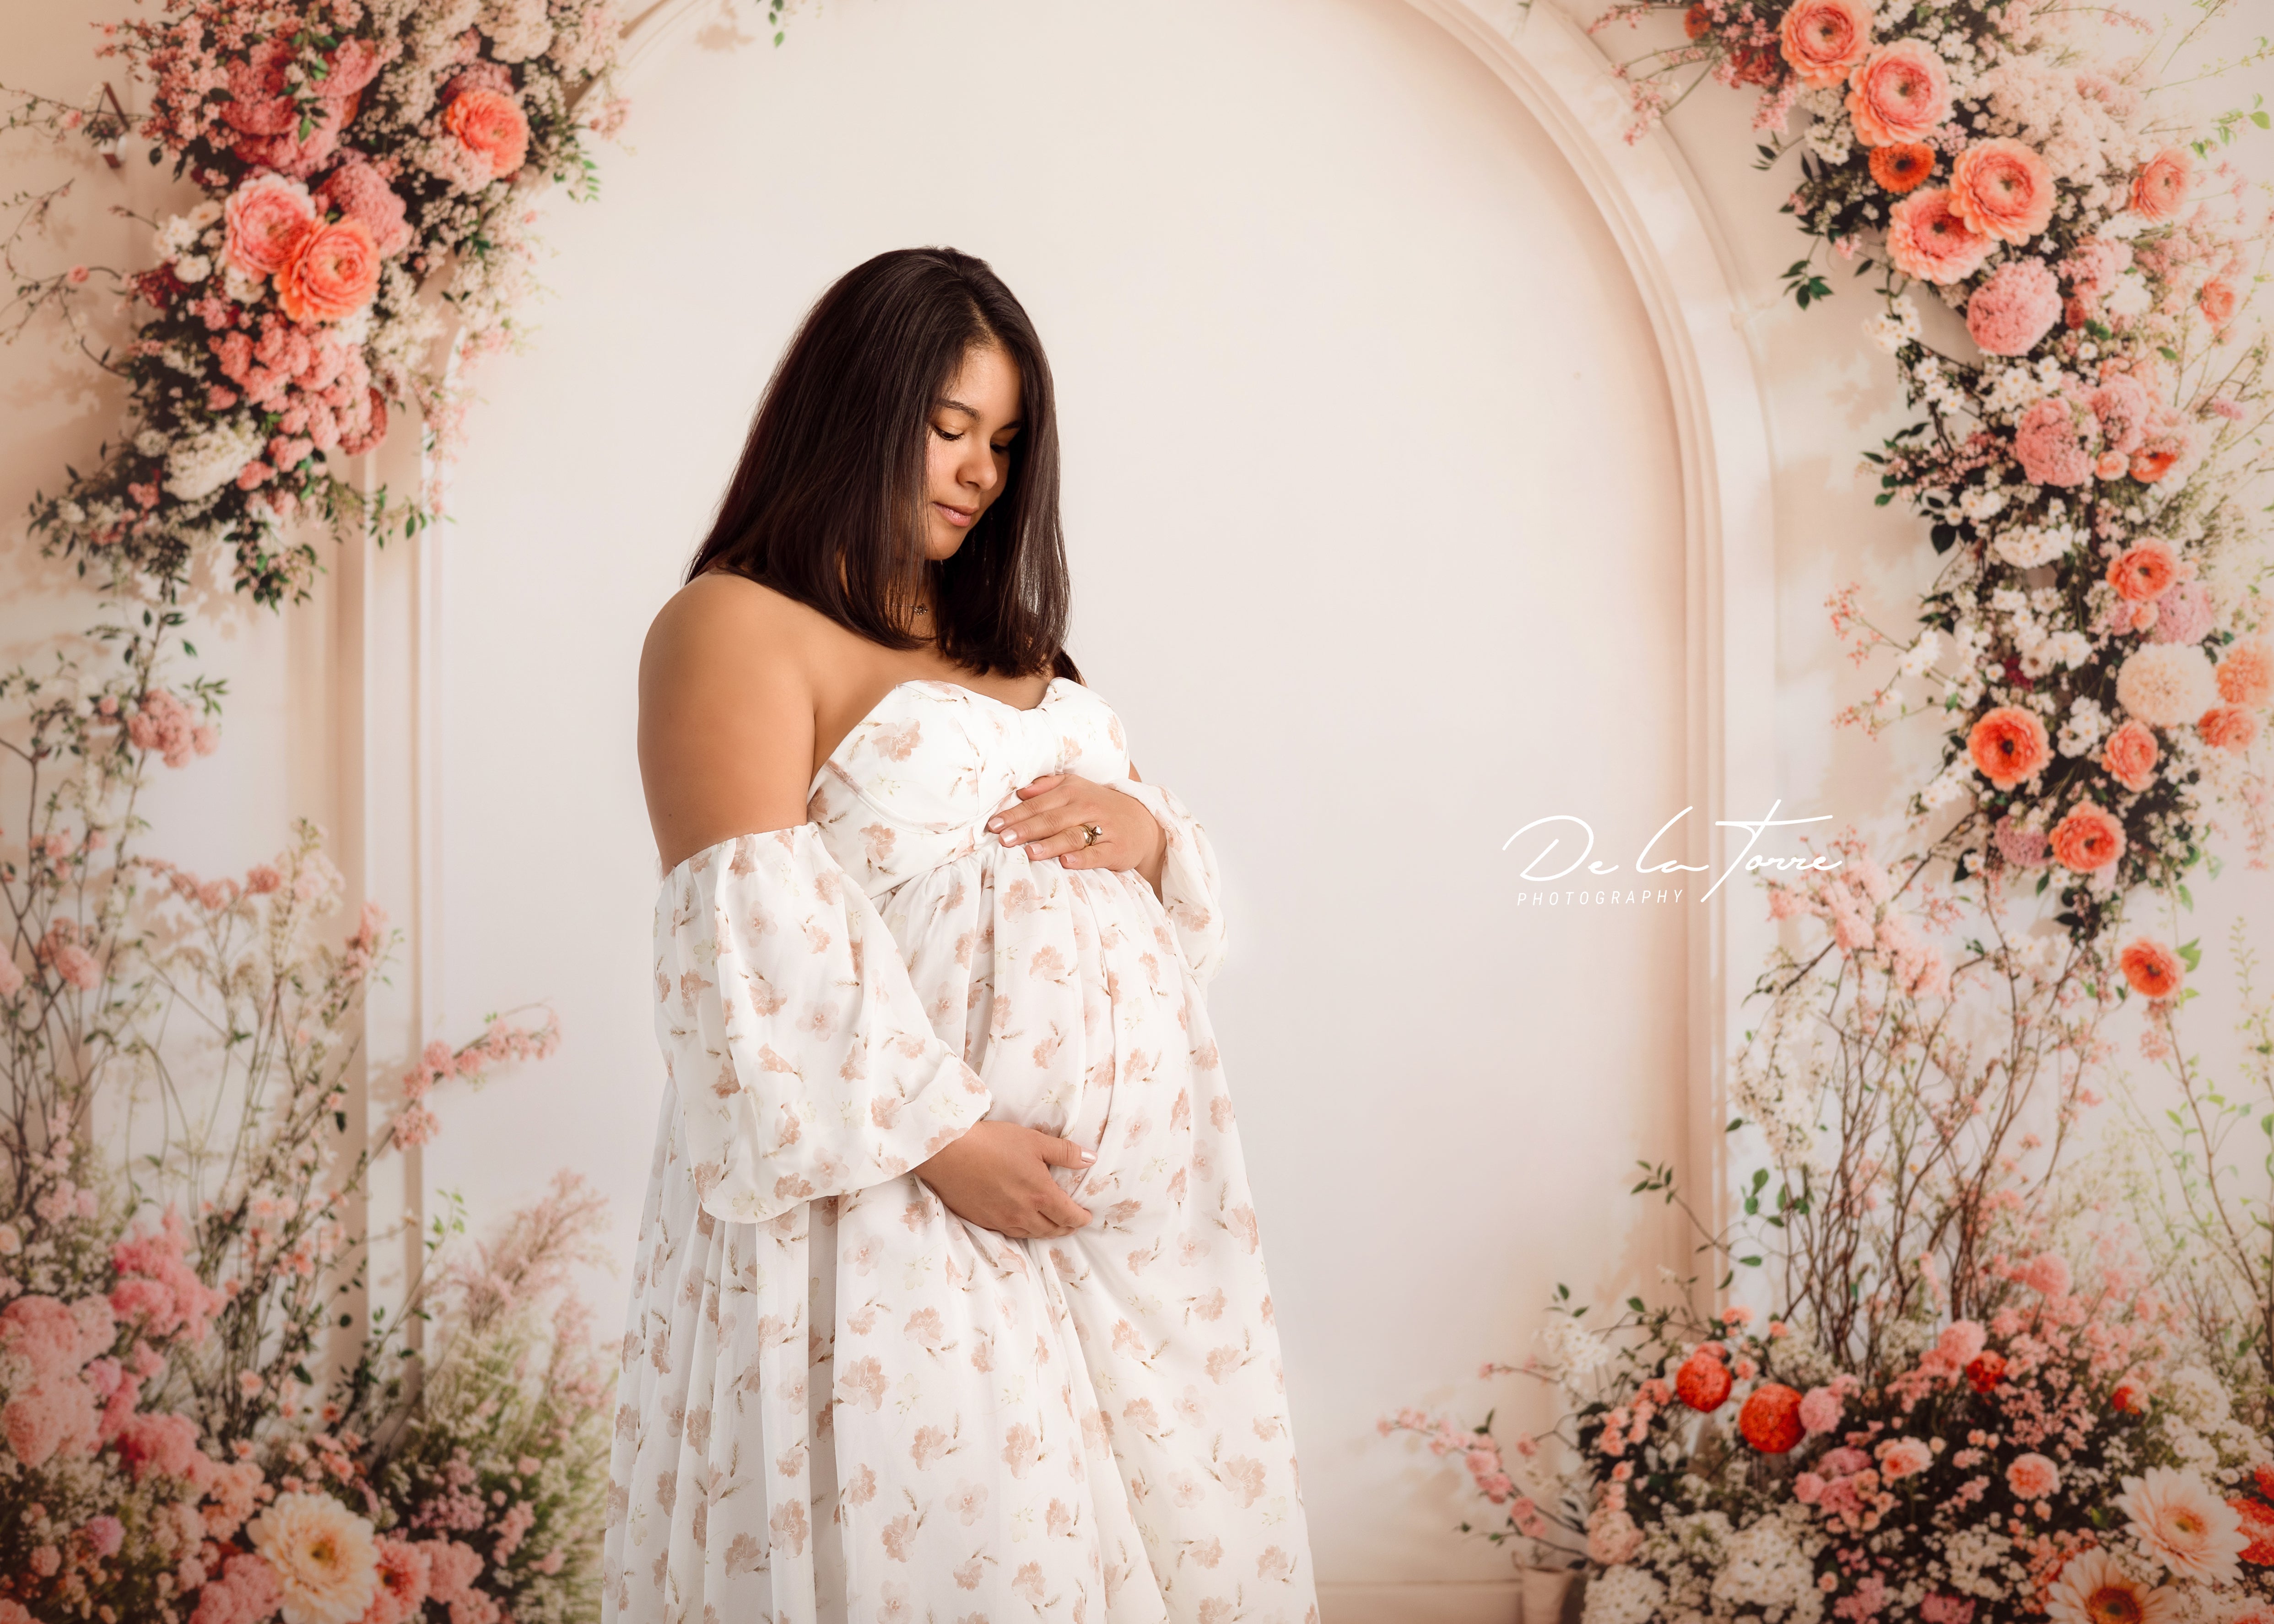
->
[602,248,1317,1623]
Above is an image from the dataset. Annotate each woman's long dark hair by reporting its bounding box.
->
[685,246,1080,682]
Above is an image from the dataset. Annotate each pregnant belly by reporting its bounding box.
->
[877,853,1186,1148]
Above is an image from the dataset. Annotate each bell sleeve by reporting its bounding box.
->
[652,822,994,1225]
[1105,776,1229,986]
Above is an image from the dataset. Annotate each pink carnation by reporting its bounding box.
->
[1886,188,1994,285]
[1876,1436,1933,1479]
[2007,1452,2061,1500]
[1966,259,2062,355]
[2014,394,2094,486]
[1798,1386,1844,1434]
[314,161,412,260]
[3,1375,100,1468]
[2019,1251,2071,1295]
[2150,580,2214,646]
[190,1551,283,1624]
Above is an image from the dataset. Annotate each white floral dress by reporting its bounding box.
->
[601,676,1317,1624]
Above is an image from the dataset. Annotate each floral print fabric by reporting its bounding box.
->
[603,677,1316,1624]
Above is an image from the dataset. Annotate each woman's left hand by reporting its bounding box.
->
[987,772,1164,878]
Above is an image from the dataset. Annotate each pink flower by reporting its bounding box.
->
[1936,1320,1988,1366]
[82,1514,125,1558]
[2049,804,2124,873]
[2131,147,2192,221]
[2217,641,2274,707]
[314,162,412,260]
[421,1540,483,1607]
[2117,1467,2247,1583]
[115,1411,203,1480]
[223,173,317,278]
[2199,277,2238,327]
[2102,722,2161,793]
[393,1105,440,1148]
[1886,188,1994,285]
[3,1375,100,1468]
[2014,394,2095,486]
[1845,40,1951,147]
[1778,0,1873,86]
[2200,706,2258,752]
[2008,1453,2062,1500]
[189,1551,282,1624]
[1875,1436,1933,1480]
[1966,259,2062,355]
[1798,1386,1844,1435]
[2088,373,2153,457]
[443,87,530,180]
[2019,1251,2072,1295]
[1949,139,2056,245]
[275,218,380,326]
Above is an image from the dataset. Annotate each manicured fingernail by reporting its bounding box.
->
[1078,1149,1095,1164]
[1002,831,1019,844]
[986,817,1001,830]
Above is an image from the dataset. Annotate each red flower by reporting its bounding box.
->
[1684,3,1712,38]
[1869,143,1936,193]
[1738,1383,1806,1453]
[2111,1376,2150,1414]
[2233,1497,2274,1565]
[1675,1350,1733,1412]
[1964,1351,2007,1393]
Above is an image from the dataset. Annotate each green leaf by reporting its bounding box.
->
[1739,1255,1763,1267]
[2178,939,2202,971]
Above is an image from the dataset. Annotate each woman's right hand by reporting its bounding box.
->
[914,1121,1095,1239]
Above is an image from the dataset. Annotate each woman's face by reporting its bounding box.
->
[923,342,1022,560]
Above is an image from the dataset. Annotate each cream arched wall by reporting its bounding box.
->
[407,0,1772,1613]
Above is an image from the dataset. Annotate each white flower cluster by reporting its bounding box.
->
[1908,353,1972,417]
[1583,1563,1667,1624]
[2057,696,2109,757]
[1991,518,2083,569]
[154,200,224,284]
[480,0,553,61]
[1538,1314,1613,1384]
[1865,296,1923,355]
[1709,1512,1827,1624]
[163,418,264,502]
[1959,480,2010,523]
[1730,1000,1830,1173]
[1979,355,2070,422]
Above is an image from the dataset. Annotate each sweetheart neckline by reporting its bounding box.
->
[808,674,1080,794]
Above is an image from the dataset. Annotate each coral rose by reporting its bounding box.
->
[2102,720,2160,793]
[1966,258,2061,355]
[2132,435,2188,483]
[1869,142,1935,193]
[1846,40,1952,146]
[2217,641,2273,707]
[2107,540,2178,603]
[443,86,530,180]
[1674,1350,1733,1412]
[2200,706,2258,752]
[1779,0,1873,87]
[1887,188,1994,286]
[2131,147,2192,221]
[2200,278,2238,327]
[2048,803,2125,873]
[2008,1453,2062,1500]
[1738,1383,1806,1453]
[1949,138,2057,246]
[1968,705,2052,791]
[275,219,380,325]
[2118,938,2184,1000]
[223,173,317,278]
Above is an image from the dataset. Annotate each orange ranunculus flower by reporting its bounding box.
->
[1684,2,1712,39]
[2200,277,2238,327]
[2200,705,2259,752]
[2217,640,2273,708]
[274,217,379,325]
[1968,705,2052,791]
[2131,146,2192,221]
[2118,938,2183,1000]
[2049,803,2125,873]
[443,86,530,181]
[2101,720,2159,793]
[2106,540,2178,603]
[1869,143,1935,193]
[1739,1384,1806,1453]
[1845,39,1951,147]
[1948,138,2057,246]
[1778,0,1873,87]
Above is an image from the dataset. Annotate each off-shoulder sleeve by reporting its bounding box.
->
[652,823,994,1225]
[1106,777,1228,986]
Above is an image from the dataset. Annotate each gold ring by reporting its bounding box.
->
[1080,822,1102,847]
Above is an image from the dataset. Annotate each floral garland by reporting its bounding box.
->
[1389,0,2274,1618]
[1592,0,2274,944]
[0,3,642,1622]
[6,0,631,608]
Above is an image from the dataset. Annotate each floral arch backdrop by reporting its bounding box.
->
[0,1,2270,1623]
